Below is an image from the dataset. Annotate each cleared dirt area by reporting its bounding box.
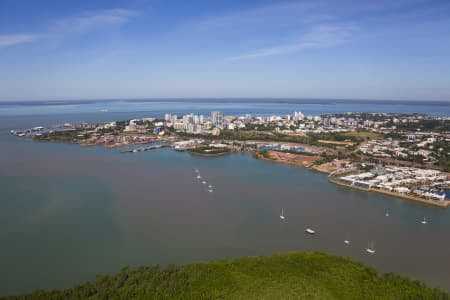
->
[256,150,321,168]
[312,159,353,174]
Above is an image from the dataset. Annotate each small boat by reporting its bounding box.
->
[344,240,350,245]
[305,228,315,235]
[385,212,389,217]
[421,217,427,225]
[195,168,199,173]
[196,175,201,179]
[208,185,212,188]
[280,208,285,220]
[366,243,376,254]
[202,181,207,184]
[208,189,213,193]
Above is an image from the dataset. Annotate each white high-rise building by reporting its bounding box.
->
[211,111,224,128]
[293,111,304,121]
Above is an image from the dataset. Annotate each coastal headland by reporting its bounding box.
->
[10,111,450,207]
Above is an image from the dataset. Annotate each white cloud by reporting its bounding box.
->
[0,8,138,50]
[226,24,358,61]
[0,34,42,48]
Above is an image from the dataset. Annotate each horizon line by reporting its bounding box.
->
[1,97,450,104]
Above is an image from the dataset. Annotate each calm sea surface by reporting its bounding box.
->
[1,100,450,295]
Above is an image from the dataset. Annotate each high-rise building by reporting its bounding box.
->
[293,111,304,121]
[211,111,224,128]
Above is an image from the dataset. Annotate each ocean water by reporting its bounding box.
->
[1,98,449,118]
[0,99,450,296]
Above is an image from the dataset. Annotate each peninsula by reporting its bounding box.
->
[11,111,450,207]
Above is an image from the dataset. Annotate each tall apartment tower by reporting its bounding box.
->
[211,111,224,128]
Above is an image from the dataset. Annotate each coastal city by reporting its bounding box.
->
[11,110,450,207]
[4,0,450,297]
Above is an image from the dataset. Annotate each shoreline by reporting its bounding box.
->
[252,151,449,208]
[187,150,231,157]
[329,177,450,208]
[21,137,450,208]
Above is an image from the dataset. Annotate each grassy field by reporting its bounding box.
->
[188,146,231,156]
[317,139,356,146]
[3,252,447,300]
[341,131,383,140]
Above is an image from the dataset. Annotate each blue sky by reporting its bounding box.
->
[1,0,450,101]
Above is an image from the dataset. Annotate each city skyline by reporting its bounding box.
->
[1,0,450,101]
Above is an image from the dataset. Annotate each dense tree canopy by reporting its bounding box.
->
[3,252,448,300]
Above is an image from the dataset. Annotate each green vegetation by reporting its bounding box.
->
[33,129,85,143]
[387,119,450,132]
[309,132,363,143]
[280,149,317,156]
[340,131,383,140]
[434,141,450,172]
[179,130,313,144]
[188,146,231,156]
[313,151,356,165]
[179,130,376,149]
[254,150,271,159]
[3,252,447,300]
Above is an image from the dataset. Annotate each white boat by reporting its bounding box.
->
[366,243,376,254]
[208,185,212,188]
[208,189,213,193]
[385,212,389,217]
[305,228,315,234]
[202,181,207,184]
[344,240,350,245]
[196,175,201,179]
[280,208,285,220]
[421,217,427,224]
